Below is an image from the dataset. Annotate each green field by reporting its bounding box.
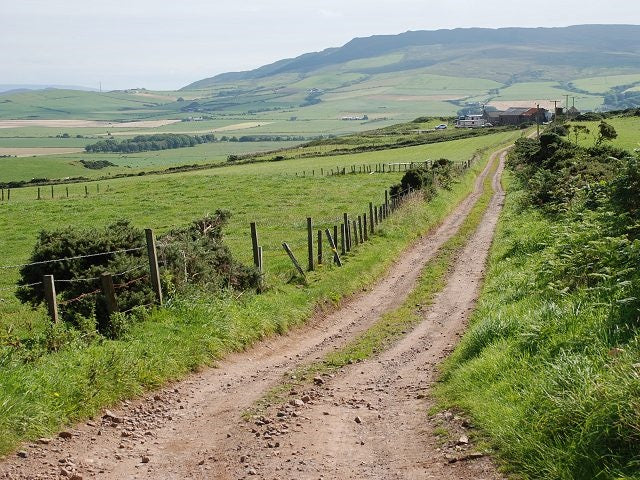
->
[570,73,640,93]
[0,89,186,121]
[0,141,303,183]
[567,115,640,151]
[0,129,523,343]
[466,81,606,112]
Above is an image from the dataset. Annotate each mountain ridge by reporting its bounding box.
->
[183,24,640,89]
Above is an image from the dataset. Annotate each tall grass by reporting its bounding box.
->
[436,176,640,479]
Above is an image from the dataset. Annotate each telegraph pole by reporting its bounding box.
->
[536,103,540,138]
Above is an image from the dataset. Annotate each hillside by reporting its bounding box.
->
[182,25,640,116]
[186,25,640,87]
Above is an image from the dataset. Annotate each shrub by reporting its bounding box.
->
[16,212,259,337]
[156,211,260,293]
[546,124,568,136]
[389,158,454,200]
[16,221,152,335]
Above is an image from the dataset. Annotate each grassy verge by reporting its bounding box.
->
[435,173,640,479]
[0,141,511,457]
[248,149,500,417]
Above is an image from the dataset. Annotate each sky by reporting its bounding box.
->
[2,0,640,91]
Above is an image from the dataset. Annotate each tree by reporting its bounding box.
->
[569,124,590,145]
[595,121,617,146]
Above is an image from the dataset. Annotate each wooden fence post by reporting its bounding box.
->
[66,186,69,198]
[85,185,88,197]
[358,216,363,243]
[374,203,378,226]
[343,213,350,251]
[317,230,323,265]
[282,243,306,278]
[352,220,358,246]
[363,214,368,241]
[385,190,389,213]
[51,185,54,199]
[100,273,119,315]
[324,229,342,266]
[43,275,59,324]
[145,228,163,305]
[250,222,260,268]
[340,224,346,255]
[307,217,314,271]
[7,189,10,201]
[37,187,41,200]
[369,202,374,233]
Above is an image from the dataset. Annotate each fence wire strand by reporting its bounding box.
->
[0,247,145,270]
[58,288,100,306]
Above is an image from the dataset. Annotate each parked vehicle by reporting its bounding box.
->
[435,124,447,130]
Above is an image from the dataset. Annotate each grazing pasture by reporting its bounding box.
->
[566,115,640,151]
[0,129,523,333]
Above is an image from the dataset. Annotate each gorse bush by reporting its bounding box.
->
[16,211,259,339]
[389,158,454,200]
[158,211,261,293]
[16,220,152,336]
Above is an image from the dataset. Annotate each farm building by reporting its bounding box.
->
[482,106,550,126]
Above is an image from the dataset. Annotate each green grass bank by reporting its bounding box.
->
[436,172,640,479]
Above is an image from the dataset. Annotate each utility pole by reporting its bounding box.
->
[536,103,540,138]
[564,94,569,110]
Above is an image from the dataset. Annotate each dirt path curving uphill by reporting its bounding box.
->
[0,146,512,480]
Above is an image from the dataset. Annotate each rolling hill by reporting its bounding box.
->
[181,25,640,116]
[186,25,640,87]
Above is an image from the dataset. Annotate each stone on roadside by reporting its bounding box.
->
[103,410,124,424]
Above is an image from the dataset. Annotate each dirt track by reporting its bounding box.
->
[0,145,511,480]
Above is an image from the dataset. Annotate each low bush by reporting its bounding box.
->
[16,212,259,338]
